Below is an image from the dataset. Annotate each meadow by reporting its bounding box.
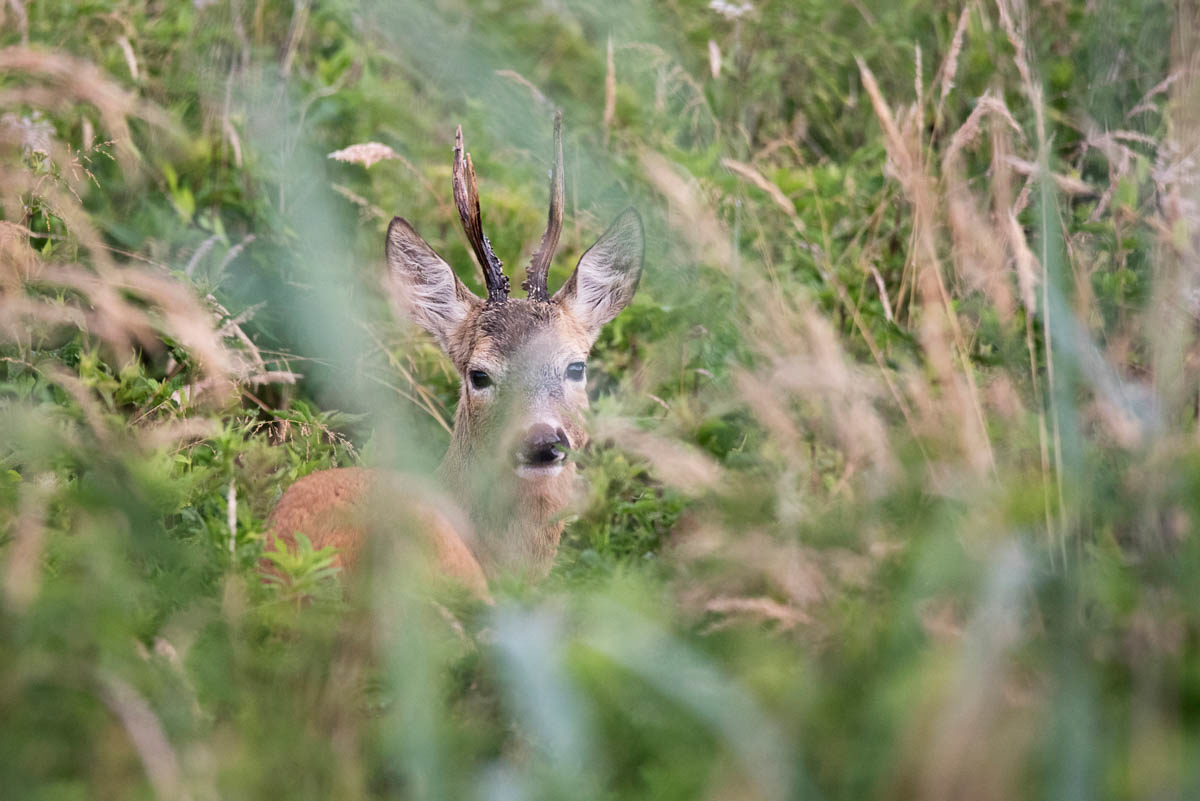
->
[1,0,1197,799]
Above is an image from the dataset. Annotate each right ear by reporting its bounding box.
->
[553,207,644,341]
[385,216,481,350]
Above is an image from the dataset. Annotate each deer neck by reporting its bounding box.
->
[437,432,573,579]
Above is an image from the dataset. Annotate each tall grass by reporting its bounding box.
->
[2,1,1197,799]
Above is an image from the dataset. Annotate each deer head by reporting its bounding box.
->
[384,113,644,575]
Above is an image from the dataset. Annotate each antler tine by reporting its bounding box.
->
[522,110,564,302]
[453,125,509,302]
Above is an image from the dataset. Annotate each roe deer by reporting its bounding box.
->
[266,113,644,596]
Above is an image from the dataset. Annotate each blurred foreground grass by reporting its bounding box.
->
[3,1,1200,799]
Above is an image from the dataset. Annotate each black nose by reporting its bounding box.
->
[519,424,571,466]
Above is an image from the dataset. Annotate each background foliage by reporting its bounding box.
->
[2,0,1198,799]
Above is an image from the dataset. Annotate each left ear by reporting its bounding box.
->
[553,207,644,340]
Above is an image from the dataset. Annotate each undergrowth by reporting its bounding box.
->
[2,1,1198,799]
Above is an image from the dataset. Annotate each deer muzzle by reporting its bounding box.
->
[516,423,571,474]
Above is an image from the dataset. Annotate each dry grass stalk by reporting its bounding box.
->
[0,47,175,166]
[604,36,616,146]
[140,418,221,450]
[645,137,904,489]
[2,472,55,613]
[116,35,139,81]
[593,416,723,495]
[989,122,1040,315]
[45,363,119,445]
[736,287,896,486]
[994,0,1045,143]
[1127,71,1181,119]
[279,0,310,78]
[98,672,191,801]
[495,68,553,109]
[914,44,925,147]
[1004,156,1094,196]
[327,142,399,168]
[702,596,810,631]
[782,307,894,477]
[1084,128,1144,223]
[183,235,220,278]
[675,522,899,645]
[915,544,1034,801]
[227,478,237,557]
[1139,21,1200,438]
[617,42,717,140]
[720,157,802,228]
[942,98,1017,320]
[0,219,36,287]
[1,54,246,399]
[934,6,971,127]
[857,57,996,476]
[4,0,30,44]
[3,208,240,413]
[732,368,803,452]
[214,234,257,278]
[360,323,452,434]
[5,167,120,274]
[869,265,894,322]
[641,150,732,265]
[331,183,389,222]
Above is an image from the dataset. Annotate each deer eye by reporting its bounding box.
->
[565,362,586,382]
[468,369,492,390]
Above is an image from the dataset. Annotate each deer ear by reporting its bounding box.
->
[386,216,480,350]
[554,207,644,339]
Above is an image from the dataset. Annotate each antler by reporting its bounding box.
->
[522,110,564,302]
[453,125,509,302]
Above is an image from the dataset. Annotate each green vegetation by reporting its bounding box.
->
[2,0,1197,798]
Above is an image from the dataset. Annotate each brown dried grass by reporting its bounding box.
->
[0,47,295,411]
[0,46,176,167]
[640,0,1195,642]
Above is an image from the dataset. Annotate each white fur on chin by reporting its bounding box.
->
[514,463,565,480]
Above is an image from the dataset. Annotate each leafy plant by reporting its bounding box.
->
[260,531,343,606]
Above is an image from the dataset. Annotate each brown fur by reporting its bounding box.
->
[266,467,491,600]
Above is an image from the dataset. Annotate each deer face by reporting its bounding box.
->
[451,299,593,481]
[383,117,643,513]
[386,209,643,488]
